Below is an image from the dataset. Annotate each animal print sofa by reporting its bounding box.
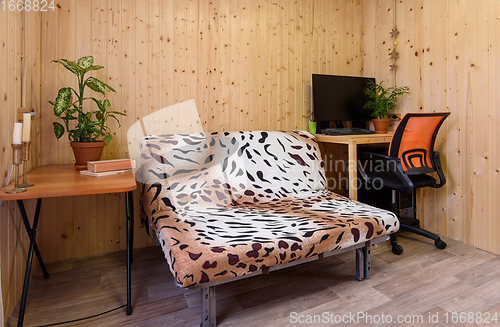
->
[139,130,399,326]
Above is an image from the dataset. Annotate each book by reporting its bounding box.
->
[80,169,133,177]
[87,159,136,173]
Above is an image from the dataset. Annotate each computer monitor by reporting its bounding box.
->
[312,74,375,128]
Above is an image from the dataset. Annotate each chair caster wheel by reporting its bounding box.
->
[435,240,447,249]
[392,245,404,255]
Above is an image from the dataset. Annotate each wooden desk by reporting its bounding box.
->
[315,133,393,200]
[0,164,136,326]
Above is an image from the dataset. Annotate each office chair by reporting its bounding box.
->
[358,112,450,255]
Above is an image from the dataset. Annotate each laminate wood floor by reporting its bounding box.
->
[6,232,500,327]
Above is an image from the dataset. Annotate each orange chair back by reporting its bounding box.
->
[389,112,450,173]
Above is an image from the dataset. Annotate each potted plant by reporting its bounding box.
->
[49,56,125,170]
[364,80,409,133]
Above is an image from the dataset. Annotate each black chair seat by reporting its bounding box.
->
[368,172,436,192]
[409,174,436,189]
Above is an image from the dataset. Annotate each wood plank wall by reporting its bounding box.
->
[1,0,364,320]
[3,0,500,322]
[5,0,498,322]
[0,8,41,324]
[363,0,500,255]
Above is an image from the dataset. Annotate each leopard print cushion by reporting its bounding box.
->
[140,131,399,288]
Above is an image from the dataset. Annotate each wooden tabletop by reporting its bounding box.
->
[0,164,137,201]
[315,132,393,145]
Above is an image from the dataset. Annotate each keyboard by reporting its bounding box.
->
[321,127,375,135]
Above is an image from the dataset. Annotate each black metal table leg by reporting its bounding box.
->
[17,199,49,279]
[125,191,134,315]
[17,198,46,327]
[127,191,134,263]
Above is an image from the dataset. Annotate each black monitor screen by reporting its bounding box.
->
[312,74,375,122]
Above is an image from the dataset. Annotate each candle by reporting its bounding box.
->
[22,113,31,142]
[13,123,22,144]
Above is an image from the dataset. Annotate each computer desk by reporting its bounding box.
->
[315,132,393,200]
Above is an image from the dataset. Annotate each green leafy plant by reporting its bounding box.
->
[49,55,125,146]
[364,80,409,119]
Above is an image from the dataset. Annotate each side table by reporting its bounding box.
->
[0,165,136,326]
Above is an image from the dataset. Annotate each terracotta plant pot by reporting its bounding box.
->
[70,141,105,171]
[372,118,390,134]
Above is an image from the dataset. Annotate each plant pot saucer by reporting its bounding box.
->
[74,164,88,171]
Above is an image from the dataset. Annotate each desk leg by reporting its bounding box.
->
[125,191,134,315]
[17,198,45,327]
[348,141,358,200]
[17,199,49,279]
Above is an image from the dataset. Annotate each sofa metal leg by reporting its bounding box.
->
[355,248,364,281]
[202,286,216,327]
[363,241,371,279]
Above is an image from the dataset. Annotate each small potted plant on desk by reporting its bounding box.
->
[49,56,126,170]
[364,80,409,133]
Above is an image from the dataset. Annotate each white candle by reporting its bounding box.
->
[13,123,22,144]
[22,113,31,142]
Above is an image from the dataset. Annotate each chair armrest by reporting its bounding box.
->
[358,152,414,193]
[431,151,446,188]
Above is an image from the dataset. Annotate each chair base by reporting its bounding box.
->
[355,182,448,253]
[391,220,447,255]
[390,233,404,255]
[391,193,447,254]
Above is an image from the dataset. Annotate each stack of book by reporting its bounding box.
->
[80,159,136,177]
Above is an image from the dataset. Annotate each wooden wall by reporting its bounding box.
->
[0,8,42,324]
[1,0,365,321]
[5,0,499,322]
[363,0,500,255]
